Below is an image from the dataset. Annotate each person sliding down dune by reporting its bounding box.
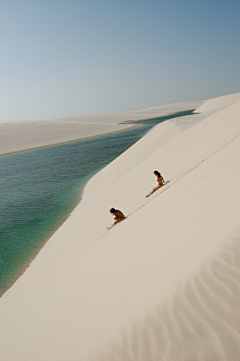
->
[109,208,125,226]
[146,170,165,197]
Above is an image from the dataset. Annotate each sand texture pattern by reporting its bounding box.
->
[0,93,239,360]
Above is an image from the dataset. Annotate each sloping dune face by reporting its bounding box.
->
[0,98,239,360]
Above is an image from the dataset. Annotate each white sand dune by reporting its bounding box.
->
[0,93,239,360]
[194,92,240,113]
[0,101,201,156]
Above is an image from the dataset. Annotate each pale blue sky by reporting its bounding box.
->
[0,0,239,122]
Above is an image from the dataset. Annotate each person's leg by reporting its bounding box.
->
[146,185,161,197]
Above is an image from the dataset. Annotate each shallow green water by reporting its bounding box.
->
[0,110,194,296]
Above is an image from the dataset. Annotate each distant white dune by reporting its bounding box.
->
[0,101,201,156]
[194,92,240,113]
[0,93,239,360]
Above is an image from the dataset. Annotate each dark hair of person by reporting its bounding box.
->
[110,208,116,214]
[154,170,161,177]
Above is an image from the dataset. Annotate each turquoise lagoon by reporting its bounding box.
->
[0,110,194,296]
